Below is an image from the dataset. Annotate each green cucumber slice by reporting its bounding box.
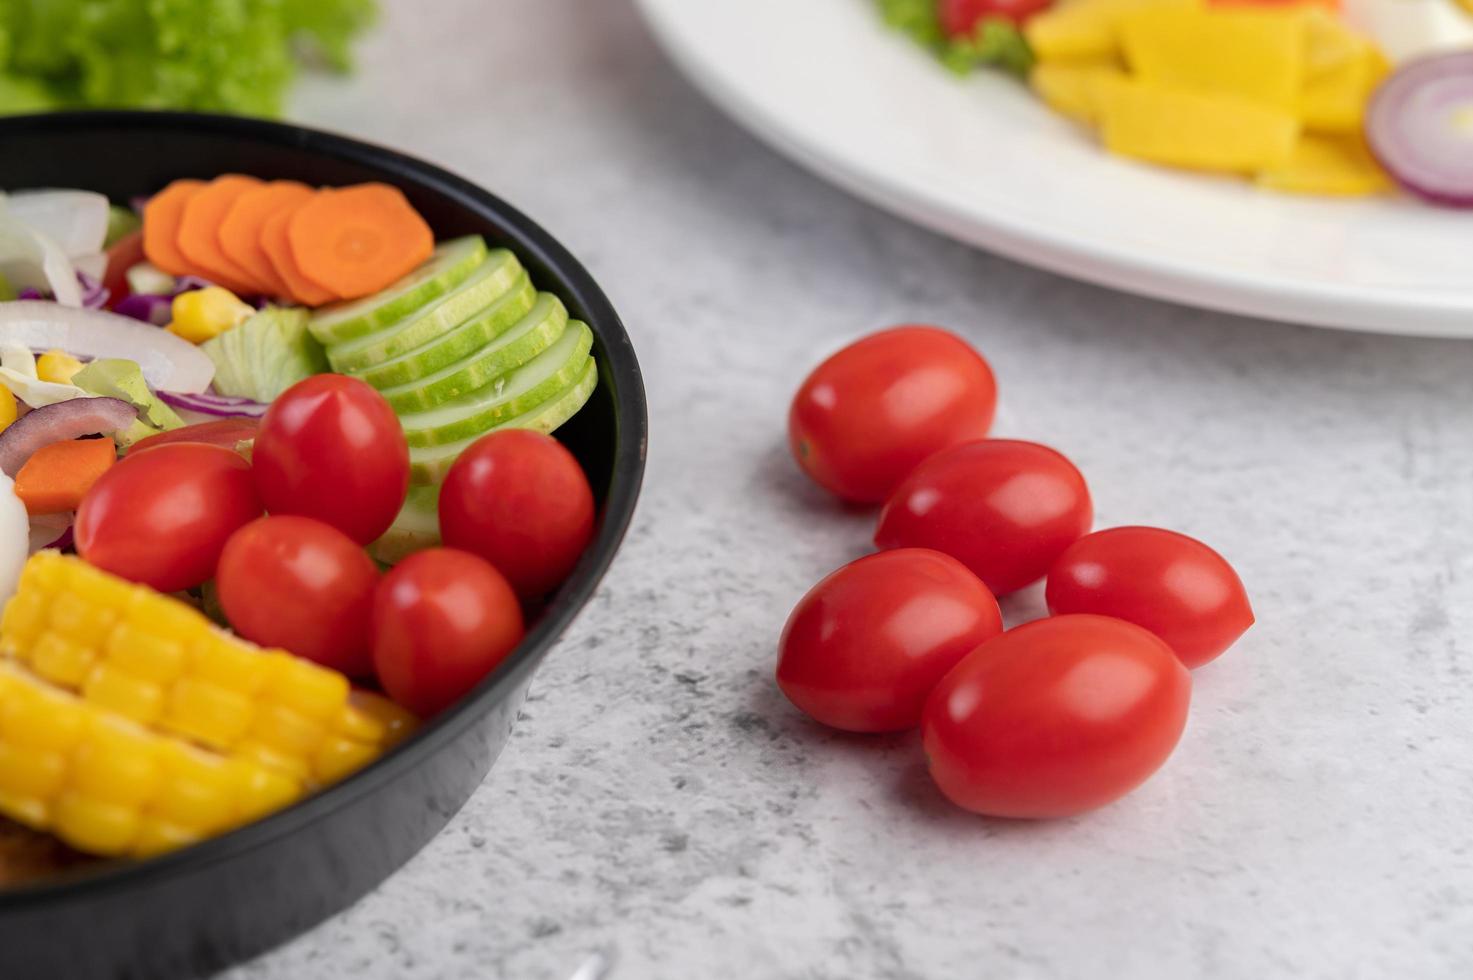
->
[409,357,598,485]
[308,235,488,346]
[367,485,441,565]
[326,249,523,372]
[352,274,537,392]
[400,320,593,448]
[377,293,567,413]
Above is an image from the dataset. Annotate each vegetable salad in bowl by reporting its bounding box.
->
[0,177,602,879]
[878,0,1473,205]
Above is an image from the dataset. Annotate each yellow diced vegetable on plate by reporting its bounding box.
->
[1256,135,1391,196]
[1030,62,1129,123]
[1120,8,1305,111]
[1098,80,1299,173]
[1300,46,1390,134]
[1027,0,1201,63]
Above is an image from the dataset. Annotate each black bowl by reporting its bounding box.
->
[0,111,646,979]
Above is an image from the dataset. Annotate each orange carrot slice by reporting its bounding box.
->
[176,175,264,296]
[286,183,433,300]
[261,199,340,307]
[218,181,314,301]
[15,439,117,516]
[142,179,205,277]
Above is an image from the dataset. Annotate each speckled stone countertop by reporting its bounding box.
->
[230,2,1473,977]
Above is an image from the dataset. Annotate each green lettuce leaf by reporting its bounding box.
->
[0,0,375,117]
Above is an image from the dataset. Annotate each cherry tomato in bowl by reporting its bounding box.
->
[940,0,1053,36]
[129,419,259,455]
[216,516,380,676]
[788,325,997,504]
[923,615,1192,819]
[372,549,526,717]
[440,430,595,599]
[777,548,1003,732]
[252,375,409,545]
[875,439,1092,596]
[75,442,261,592]
[1046,526,1254,669]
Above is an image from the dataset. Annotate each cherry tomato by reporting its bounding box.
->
[788,326,997,504]
[777,549,1003,732]
[940,0,1053,36]
[75,443,261,592]
[875,439,1091,596]
[439,430,595,599]
[216,516,380,676]
[1046,526,1254,669]
[102,231,146,305]
[129,419,258,455]
[252,375,409,545]
[923,615,1191,818]
[371,549,525,716]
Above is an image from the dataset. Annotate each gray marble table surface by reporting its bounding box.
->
[230,1,1473,977]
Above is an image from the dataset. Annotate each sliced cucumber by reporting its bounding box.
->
[352,274,537,392]
[377,294,567,414]
[409,357,598,485]
[308,235,488,346]
[326,249,523,372]
[400,320,592,448]
[367,485,441,565]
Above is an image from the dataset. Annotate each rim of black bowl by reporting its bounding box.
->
[0,110,648,908]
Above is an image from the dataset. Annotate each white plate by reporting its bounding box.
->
[635,0,1473,338]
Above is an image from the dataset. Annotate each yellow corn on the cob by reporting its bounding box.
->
[0,661,303,857]
[0,552,414,787]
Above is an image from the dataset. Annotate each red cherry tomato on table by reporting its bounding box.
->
[1046,526,1254,669]
[940,0,1053,37]
[439,430,595,599]
[923,615,1192,818]
[875,439,1092,596]
[372,549,526,716]
[216,516,380,676]
[75,443,261,592]
[252,375,409,545]
[788,326,997,504]
[129,419,259,455]
[776,548,1003,732]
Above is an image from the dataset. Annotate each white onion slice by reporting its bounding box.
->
[0,214,82,307]
[0,473,29,603]
[5,190,110,259]
[0,301,215,392]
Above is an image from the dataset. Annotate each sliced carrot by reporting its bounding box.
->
[142,179,205,277]
[176,175,265,296]
[218,181,314,302]
[15,439,117,516]
[286,183,433,300]
[261,198,341,307]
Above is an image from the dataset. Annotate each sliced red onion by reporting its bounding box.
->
[26,511,73,555]
[157,390,269,419]
[114,292,174,326]
[16,288,42,301]
[1366,51,1473,207]
[78,271,109,310]
[0,399,135,476]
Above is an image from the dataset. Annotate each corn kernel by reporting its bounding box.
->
[0,790,48,830]
[64,560,139,611]
[84,663,164,725]
[153,747,237,829]
[48,590,117,648]
[314,736,378,784]
[128,590,207,639]
[234,764,302,822]
[52,791,139,856]
[20,551,65,593]
[36,350,84,384]
[166,287,253,344]
[192,632,273,696]
[0,741,65,798]
[133,818,202,858]
[1,591,48,649]
[342,690,416,746]
[72,719,161,806]
[164,679,255,749]
[266,654,349,722]
[106,623,188,684]
[0,386,15,434]
[233,739,311,784]
[0,682,86,751]
[30,632,95,687]
[250,702,324,757]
